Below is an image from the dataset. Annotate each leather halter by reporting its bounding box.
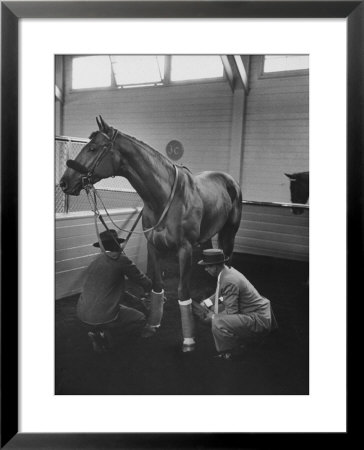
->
[79,129,180,238]
[80,129,118,188]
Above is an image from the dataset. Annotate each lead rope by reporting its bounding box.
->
[86,186,145,235]
[84,163,179,258]
[91,164,179,236]
[85,187,119,260]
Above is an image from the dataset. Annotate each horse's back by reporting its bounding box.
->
[194,170,242,204]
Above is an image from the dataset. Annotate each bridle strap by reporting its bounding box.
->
[83,129,118,185]
[83,130,180,239]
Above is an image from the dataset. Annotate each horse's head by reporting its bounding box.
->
[285,172,309,215]
[59,116,119,195]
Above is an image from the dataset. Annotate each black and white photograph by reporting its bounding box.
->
[2,1,355,444]
[55,54,309,395]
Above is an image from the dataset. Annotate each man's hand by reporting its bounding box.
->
[192,300,214,325]
[202,310,214,325]
[140,291,151,310]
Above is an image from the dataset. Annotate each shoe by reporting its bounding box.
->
[141,324,157,338]
[100,330,114,350]
[214,352,233,360]
[88,331,106,354]
[214,347,247,361]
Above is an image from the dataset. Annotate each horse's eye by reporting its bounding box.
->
[88,146,96,152]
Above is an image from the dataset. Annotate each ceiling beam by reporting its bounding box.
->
[221,55,236,92]
[221,55,249,93]
[234,55,249,92]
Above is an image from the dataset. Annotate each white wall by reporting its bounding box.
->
[241,55,309,202]
[233,55,309,261]
[57,54,309,280]
[63,56,234,175]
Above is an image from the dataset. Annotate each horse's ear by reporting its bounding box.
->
[97,115,111,133]
[96,116,102,130]
[285,173,296,181]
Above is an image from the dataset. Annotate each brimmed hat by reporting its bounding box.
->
[93,229,125,250]
[198,249,229,266]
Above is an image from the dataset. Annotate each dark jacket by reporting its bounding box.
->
[77,252,152,325]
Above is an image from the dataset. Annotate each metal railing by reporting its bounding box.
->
[56,136,308,214]
[242,200,309,210]
[55,136,142,214]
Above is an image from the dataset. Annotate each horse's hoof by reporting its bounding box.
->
[182,343,195,353]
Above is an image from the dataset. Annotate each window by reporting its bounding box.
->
[72,56,112,89]
[170,55,224,82]
[71,55,225,90]
[263,55,309,74]
[110,55,165,87]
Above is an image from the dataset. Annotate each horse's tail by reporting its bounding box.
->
[226,177,243,231]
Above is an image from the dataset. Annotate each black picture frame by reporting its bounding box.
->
[1,1,361,448]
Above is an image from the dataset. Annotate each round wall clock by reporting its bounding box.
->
[166,140,184,161]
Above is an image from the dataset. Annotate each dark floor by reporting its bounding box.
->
[55,251,309,395]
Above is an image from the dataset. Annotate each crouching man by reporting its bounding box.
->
[192,249,278,360]
[77,229,152,353]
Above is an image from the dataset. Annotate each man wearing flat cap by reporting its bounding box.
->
[77,229,152,353]
[192,249,278,360]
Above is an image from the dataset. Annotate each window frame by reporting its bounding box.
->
[259,55,309,79]
[69,55,226,92]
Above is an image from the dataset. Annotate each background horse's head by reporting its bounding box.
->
[285,171,309,215]
[59,116,118,195]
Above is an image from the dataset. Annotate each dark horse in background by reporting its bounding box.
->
[60,116,242,351]
[285,171,309,215]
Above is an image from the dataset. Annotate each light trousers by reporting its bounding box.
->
[211,303,275,353]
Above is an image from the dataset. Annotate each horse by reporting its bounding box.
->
[60,116,243,352]
[285,171,309,215]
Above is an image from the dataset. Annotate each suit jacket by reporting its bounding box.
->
[209,266,270,316]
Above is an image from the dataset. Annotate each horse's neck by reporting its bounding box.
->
[116,137,174,210]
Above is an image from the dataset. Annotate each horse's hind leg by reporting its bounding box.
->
[218,224,236,265]
[218,204,242,265]
[200,238,213,250]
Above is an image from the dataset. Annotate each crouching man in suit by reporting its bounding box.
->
[192,249,278,360]
[77,229,152,353]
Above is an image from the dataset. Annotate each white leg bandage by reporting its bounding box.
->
[147,289,165,327]
[178,299,195,344]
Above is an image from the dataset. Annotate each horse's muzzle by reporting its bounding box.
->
[292,207,304,215]
[59,176,82,196]
[59,178,68,191]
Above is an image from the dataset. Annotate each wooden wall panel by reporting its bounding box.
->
[242,56,309,204]
[235,204,309,261]
[55,209,147,299]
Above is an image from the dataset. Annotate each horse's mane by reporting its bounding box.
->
[90,128,192,175]
[120,130,174,174]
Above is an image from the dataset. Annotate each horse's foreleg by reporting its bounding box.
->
[147,242,163,292]
[177,242,195,352]
[143,242,165,334]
